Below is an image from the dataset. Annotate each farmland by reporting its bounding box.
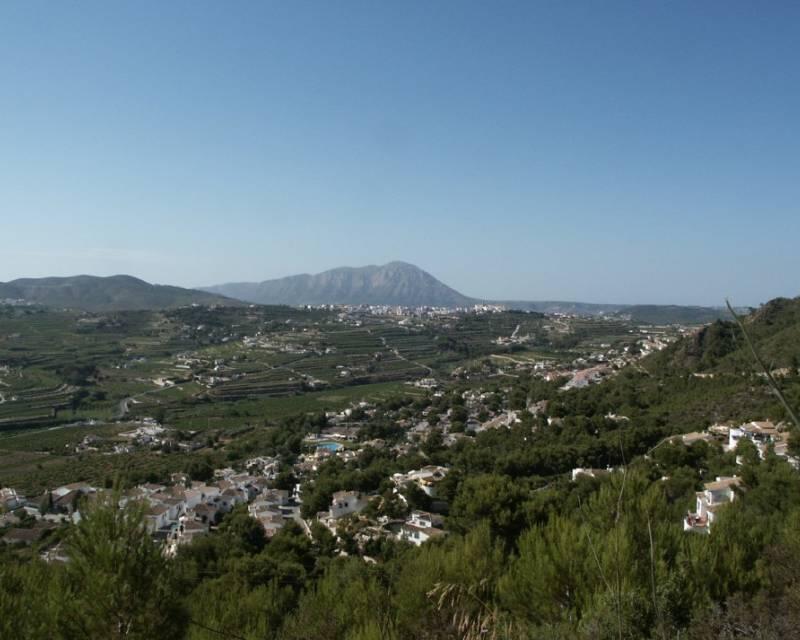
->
[0,302,654,492]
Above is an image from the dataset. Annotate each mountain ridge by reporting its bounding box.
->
[0,274,236,312]
[203,262,729,323]
[1,264,734,323]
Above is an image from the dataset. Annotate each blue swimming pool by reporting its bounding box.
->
[316,441,343,452]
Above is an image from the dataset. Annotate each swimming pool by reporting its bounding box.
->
[316,441,343,452]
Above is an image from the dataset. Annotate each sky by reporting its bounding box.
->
[1,2,798,306]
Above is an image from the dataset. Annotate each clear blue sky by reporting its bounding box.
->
[1,2,798,306]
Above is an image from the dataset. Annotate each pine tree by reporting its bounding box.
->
[61,491,187,639]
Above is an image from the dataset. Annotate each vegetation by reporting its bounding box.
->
[2,297,800,638]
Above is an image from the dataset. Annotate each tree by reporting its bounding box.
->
[449,474,528,544]
[186,458,214,482]
[61,491,187,639]
[0,560,63,640]
[218,507,266,555]
[274,469,298,492]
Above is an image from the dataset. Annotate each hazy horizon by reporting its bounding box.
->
[2,2,798,307]
[0,261,772,309]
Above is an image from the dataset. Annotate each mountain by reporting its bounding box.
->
[0,275,236,312]
[203,261,477,307]
[205,261,732,324]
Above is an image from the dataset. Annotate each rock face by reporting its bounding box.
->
[0,275,235,311]
[203,262,477,307]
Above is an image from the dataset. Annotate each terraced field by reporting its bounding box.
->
[0,303,633,439]
[0,302,670,494]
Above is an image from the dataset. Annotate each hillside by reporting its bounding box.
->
[203,261,477,307]
[651,297,800,374]
[0,275,235,312]
[546,296,800,440]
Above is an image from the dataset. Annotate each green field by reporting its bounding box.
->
[0,303,660,493]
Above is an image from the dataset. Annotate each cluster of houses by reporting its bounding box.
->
[487,325,681,391]
[0,454,294,558]
[1,482,97,552]
[567,419,792,536]
[675,420,795,534]
[675,420,795,468]
[71,419,204,456]
[2,435,456,562]
[313,489,448,548]
[560,365,613,391]
[136,463,297,554]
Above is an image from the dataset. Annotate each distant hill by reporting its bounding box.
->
[652,296,800,373]
[0,275,236,312]
[499,301,727,324]
[205,261,732,324]
[620,305,729,325]
[203,262,477,308]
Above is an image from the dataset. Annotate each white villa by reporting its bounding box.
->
[392,466,449,498]
[727,421,780,454]
[684,476,741,534]
[397,510,446,546]
[329,490,369,520]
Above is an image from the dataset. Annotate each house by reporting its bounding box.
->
[217,488,245,512]
[170,472,191,486]
[184,487,208,509]
[684,476,741,534]
[0,487,24,511]
[561,366,611,391]
[153,496,186,522]
[190,503,220,525]
[53,489,82,515]
[479,411,521,432]
[398,511,446,546]
[727,421,779,453]
[465,418,483,433]
[262,489,290,506]
[2,524,54,545]
[252,509,285,537]
[165,518,209,556]
[41,541,69,563]
[329,491,369,520]
[570,467,610,482]
[51,482,96,500]
[0,512,21,528]
[145,504,171,533]
[407,510,443,529]
[392,466,449,498]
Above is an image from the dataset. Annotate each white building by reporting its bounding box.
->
[727,421,780,457]
[684,476,740,534]
[570,467,611,482]
[398,511,446,546]
[0,488,23,511]
[329,490,369,520]
[392,466,449,498]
